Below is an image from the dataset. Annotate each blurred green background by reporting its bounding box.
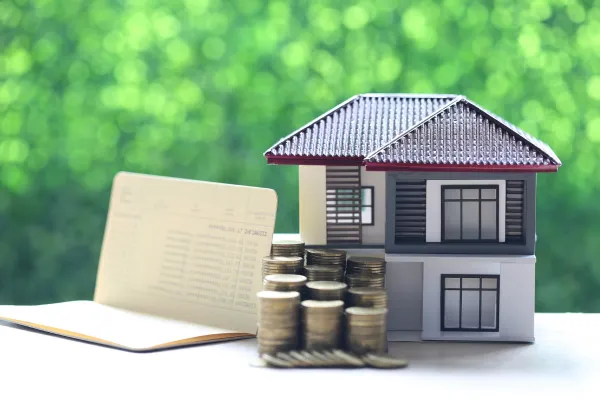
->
[0,0,598,311]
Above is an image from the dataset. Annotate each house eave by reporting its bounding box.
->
[364,162,559,173]
[265,155,364,166]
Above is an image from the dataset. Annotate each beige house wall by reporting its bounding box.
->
[298,165,386,246]
[298,165,327,245]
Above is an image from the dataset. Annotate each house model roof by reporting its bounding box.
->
[264,94,561,172]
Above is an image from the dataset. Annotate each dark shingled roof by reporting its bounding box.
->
[265,93,561,172]
[265,94,456,158]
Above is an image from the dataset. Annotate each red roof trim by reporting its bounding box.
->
[364,162,559,173]
[265,155,364,166]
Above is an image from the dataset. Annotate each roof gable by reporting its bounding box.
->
[364,97,561,171]
[264,94,457,162]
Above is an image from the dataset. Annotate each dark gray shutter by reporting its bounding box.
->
[325,166,362,245]
[505,180,525,243]
[395,180,426,244]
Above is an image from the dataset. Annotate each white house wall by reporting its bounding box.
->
[419,254,535,342]
[425,179,506,243]
[385,259,423,331]
[298,165,326,246]
[360,167,386,246]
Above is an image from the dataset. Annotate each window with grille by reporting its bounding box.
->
[441,274,500,332]
[441,185,499,242]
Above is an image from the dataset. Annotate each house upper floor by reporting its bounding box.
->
[264,94,562,256]
[298,165,536,255]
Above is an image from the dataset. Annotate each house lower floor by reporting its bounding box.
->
[384,253,535,343]
[273,234,535,343]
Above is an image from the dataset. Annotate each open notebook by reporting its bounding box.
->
[0,172,278,351]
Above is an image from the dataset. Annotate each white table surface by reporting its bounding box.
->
[1,313,598,399]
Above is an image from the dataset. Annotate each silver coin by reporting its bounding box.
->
[261,354,294,368]
[308,350,334,366]
[332,349,366,367]
[297,350,325,367]
[287,350,314,367]
[249,358,270,368]
[362,353,409,369]
[276,352,304,367]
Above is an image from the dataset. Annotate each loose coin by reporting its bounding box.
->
[276,352,304,367]
[362,353,409,369]
[249,358,269,368]
[261,354,294,368]
[332,349,366,367]
[287,350,314,367]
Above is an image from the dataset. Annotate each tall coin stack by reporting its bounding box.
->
[262,256,304,279]
[344,307,388,355]
[306,249,346,268]
[346,287,388,308]
[263,274,307,297]
[345,256,386,288]
[306,281,347,301]
[301,300,344,350]
[271,240,306,263]
[257,291,301,355]
[303,265,344,282]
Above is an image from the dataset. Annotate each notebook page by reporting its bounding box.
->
[0,301,252,350]
[93,172,277,334]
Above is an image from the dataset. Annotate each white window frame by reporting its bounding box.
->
[425,180,506,243]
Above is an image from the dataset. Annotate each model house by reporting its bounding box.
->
[264,94,561,342]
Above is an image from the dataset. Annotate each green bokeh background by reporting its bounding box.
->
[1,0,598,311]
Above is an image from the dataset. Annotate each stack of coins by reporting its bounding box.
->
[345,256,386,288]
[306,281,347,301]
[257,291,301,355]
[301,300,344,350]
[271,240,305,261]
[346,287,388,308]
[306,249,346,268]
[262,256,304,279]
[263,274,307,298]
[303,265,344,282]
[345,307,388,355]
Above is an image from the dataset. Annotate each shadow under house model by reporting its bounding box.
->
[264,94,562,343]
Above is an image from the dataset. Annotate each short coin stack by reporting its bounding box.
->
[346,287,388,308]
[271,240,305,262]
[301,300,344,350]
[263,274,307,294]
[345,256,386,288]
[306,249,346,268]
[257,291,301,355]
[306,281,347,301]
[303,265,344,282]
[262,256,304,279]
[345,307,388,355]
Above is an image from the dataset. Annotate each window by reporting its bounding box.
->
[325,187,373,225]
[441,185,499,242]
[326,188,360,224]
[361,186,374,225]
[441,274,500,332]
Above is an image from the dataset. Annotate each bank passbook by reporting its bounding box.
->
[0,172,278,351]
